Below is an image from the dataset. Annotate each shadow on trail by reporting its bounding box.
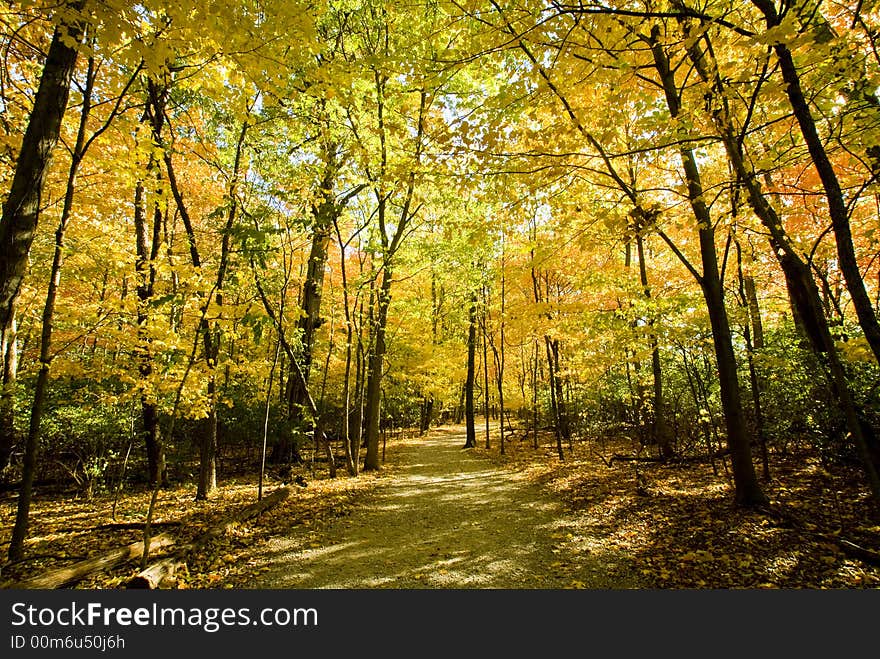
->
[246,425,639,589]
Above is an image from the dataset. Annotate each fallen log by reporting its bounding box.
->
[609,454,665,465]
[126,556,184,589]
[126,486,291,589]
[2,533,174,590]
[96,521,182,531]
[202,486,291,541]
[838,539,880,567]
[607,449,731,466]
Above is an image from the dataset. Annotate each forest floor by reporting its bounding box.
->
[1,422,879,589]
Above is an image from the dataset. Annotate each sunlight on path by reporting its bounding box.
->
[245,425,640,589]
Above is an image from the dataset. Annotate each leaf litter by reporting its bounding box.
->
[1,426,879,589]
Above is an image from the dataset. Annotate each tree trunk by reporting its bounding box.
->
[497,246,507,452]
[5,533,175,590]
[333,217,358,475]
[649,28,766,506]
[544,336,565,462]
[0,4,85,471]
[744,274,765,350]
[482,292,491,448]
[363,268,393,471]
[0,311,17,473]
[288,160,336,415]
[132,78,173,487]
[464,294,477,448]
[529,244,564,460]
[532,340,539,449]
[134,178,165,487]
[6,54,97,562]
[739,266,770,482]
[548,338,570,446]
[635,225,672,459]
[197,382,219,497]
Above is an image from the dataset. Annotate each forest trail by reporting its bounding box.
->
[242,425,643,588]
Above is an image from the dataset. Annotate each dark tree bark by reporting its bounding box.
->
[7,53,104,561]
[735,239,770,481]
[0,3,85,473]
[464,294,477,448]
[164,105,250,499]
[743,274,765,351]
[252,268,335,478]
[133,78,170,487]
[497,246,508,452]
[648,27,767,506]
[284,150,363,470]
[529,241,565,461]
[287,146,341,420]
[332,216,359,474]
[547,336,570,446]
[363,267,392,470]
[361,84,427,471]
[531,340,539,449]
[481,288,491,448]
[633,223,673,459]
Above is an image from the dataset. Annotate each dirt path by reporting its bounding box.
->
[243,425,643,589]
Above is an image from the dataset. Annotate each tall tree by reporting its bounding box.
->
[7,48,137,560]
[132,75,170,486]
[0,1,86,472]
[645,22,766,506]
[632,215,673,459]
[464,292,477,448]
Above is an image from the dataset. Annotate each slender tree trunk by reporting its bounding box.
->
[482,289,491,449]
[333,218,357,475]
[259,342,280,501]
[252,265,335,480]
[649,29,766,505]
[361,81,426,469]
[634,225,672,458]
[354,289,368,462]
[133,78,170,487]
[681,345,718,475]
[288,148,343,419]
[363,268,392,471]
[532,340,539,449]
[497,246,507,453]
[548,337,569,447]
[0,4,85,471]
[736,241,771,481]
[530,255,564,461]
[7,53,98,561]
[1,309,17,472]
[464,293,477,448]
[544,337,565,462]
[744,274,765,351]
[684,139,764,507]
[162,96,249,498]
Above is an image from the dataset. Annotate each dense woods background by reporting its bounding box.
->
[1,0,880,586]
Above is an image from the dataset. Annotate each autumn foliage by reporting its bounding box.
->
[1,0,879,586]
